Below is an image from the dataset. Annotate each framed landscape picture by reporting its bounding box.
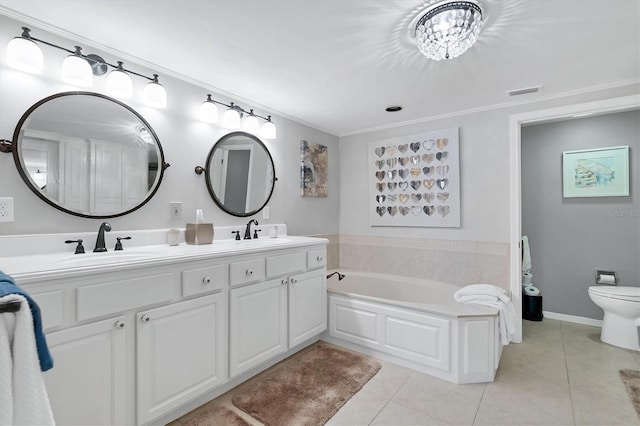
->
[562,146,629,198]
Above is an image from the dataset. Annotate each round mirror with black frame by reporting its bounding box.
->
[10,91,168,218]
[202,131,276,217]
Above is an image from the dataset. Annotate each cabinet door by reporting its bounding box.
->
[44,316,127,426]
[289,269,327,347]
[230,278,287,377]
[137,293,227,425]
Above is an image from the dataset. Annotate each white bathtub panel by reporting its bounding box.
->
[384,312,450,371]
[458,317,495,383]
[330,298,381,346]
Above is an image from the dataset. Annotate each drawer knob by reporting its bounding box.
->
[140,314,150,323]
[245,269,253,276]
[114,320,125,329]
[290,278,297,284]
[202,276,212,284]
[316,256,324,262]
[281,278,289,285]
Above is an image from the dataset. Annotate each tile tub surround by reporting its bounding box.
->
[339,234,509,289]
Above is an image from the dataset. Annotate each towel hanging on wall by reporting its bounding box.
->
[521,235,532,274]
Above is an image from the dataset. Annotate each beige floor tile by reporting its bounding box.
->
[571,386,639,426]
[567,364,638,403]
[483,368,573,424]
[359,359,413,400]
[498,344,569,385]
[561,322,603,343]
[370,401,444,425]
[391,372,485,425]
[505,333,566,361]
[325,387,388,426]
[473,396,573,426]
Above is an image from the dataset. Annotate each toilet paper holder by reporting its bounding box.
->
[595,269,617,285]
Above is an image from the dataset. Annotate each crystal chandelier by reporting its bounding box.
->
[412,1,484,61]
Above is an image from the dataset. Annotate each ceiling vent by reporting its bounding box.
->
[506,85,542,97]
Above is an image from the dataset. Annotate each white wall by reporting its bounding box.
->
[0,14,339,241]
[338,84,640,245]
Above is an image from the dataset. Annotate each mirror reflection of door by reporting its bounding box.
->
[216,145,254,214]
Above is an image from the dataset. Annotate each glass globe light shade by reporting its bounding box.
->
[242,113,260,134]
[200,95,219,123]
[261,119,277,140]
[223,105,241,129]
[62,47,92,87]
[106,62,133,99]
[144,75,167,108]
[7,29,44,74]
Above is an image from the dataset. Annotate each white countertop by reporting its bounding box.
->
[0,235,328,282]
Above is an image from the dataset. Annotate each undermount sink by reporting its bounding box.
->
[60,251,158,266]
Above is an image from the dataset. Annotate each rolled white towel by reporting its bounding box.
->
[454,284,517,345]
[454,284,510,304]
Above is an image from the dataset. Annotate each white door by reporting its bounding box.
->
[289,269,327,347]
[44,316,127,426]
[136,293,227,425]
[230,278,287,377]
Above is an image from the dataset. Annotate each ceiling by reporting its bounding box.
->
[0,0,638,136]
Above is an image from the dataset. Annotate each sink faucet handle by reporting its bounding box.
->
[231,230,241,241]
[253,229,262,239]
[65,239,85,254]
[114,236,132,251]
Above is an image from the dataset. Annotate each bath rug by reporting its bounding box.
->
[619,369,640,419]
[180,404,250,426]
[232,342,381,426]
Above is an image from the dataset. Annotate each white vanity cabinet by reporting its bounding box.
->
[44,316,127,425]
[11,237,328,426]
[229,277,288,377]
[136,293,227,425]
[288,269,327,347]
[229,248,327,378]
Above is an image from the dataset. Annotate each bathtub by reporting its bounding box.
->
[323,270,502,384]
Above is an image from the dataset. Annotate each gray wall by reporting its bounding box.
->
[0,13,339,242]
[521,110,640,320]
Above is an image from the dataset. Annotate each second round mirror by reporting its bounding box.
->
[203,131,275,217]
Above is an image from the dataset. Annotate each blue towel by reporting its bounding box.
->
[0,271,53,372]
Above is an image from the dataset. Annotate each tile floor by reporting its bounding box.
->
[174,319,640,426]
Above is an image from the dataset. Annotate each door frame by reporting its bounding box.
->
[508,94,639,342]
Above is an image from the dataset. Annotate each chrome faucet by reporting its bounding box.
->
[94,222,111,252]
[243,219,258,240]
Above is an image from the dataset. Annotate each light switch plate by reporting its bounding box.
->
[170,201,182,219]
[0,197,14,222]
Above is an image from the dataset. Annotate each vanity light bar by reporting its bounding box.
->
[200,94,277,139]
[6,27,167,108]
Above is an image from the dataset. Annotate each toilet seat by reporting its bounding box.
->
[588,286,640,302]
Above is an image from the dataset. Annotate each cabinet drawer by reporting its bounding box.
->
[230,258,265,287]
[182,264,227,297]
[266,252,306,278]
[76,272,177,321]
[32,290,64,331]
[307,249,326,269]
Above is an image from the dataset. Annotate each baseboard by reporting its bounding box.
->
[543,311,603,327]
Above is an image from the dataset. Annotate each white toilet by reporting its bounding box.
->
[588,286,640,351]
